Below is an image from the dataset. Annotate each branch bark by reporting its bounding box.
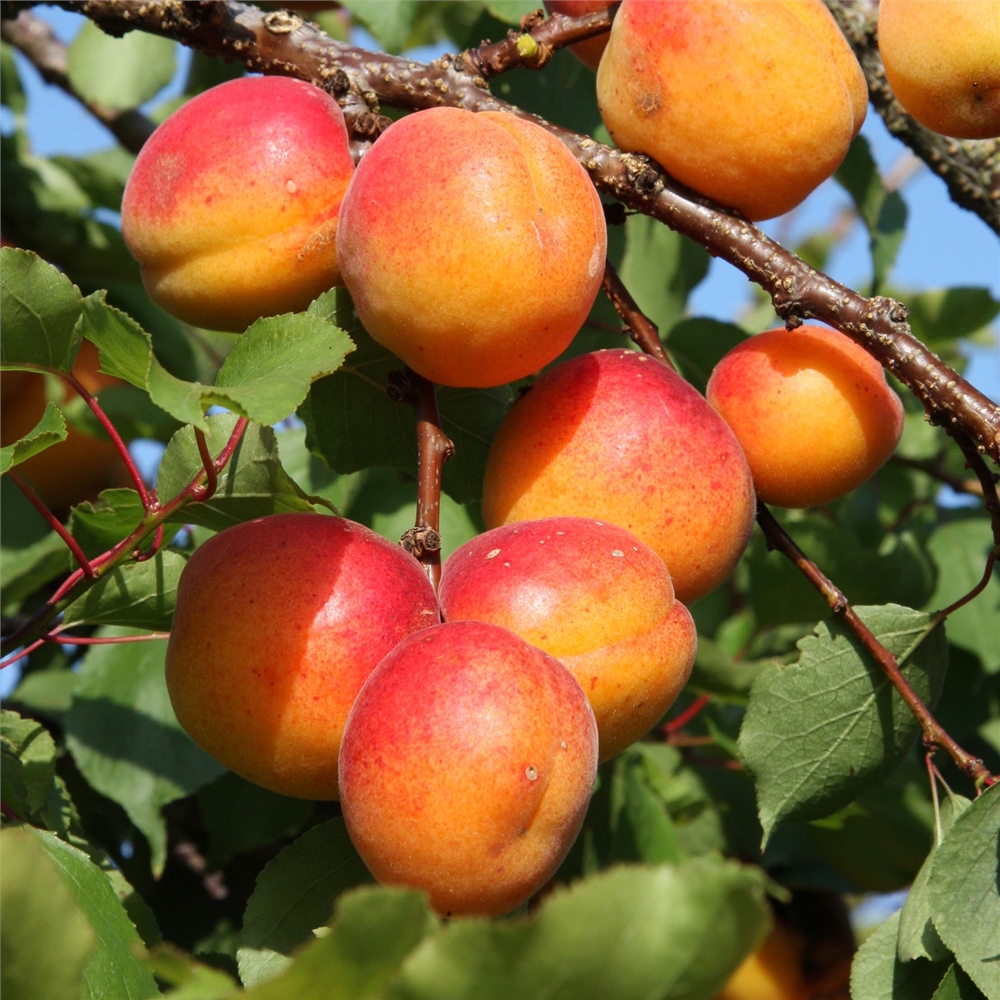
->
[51,0,1000,468]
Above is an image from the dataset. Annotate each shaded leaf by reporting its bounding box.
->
[0,828,95,1000]
[391,858,770,1000]
[69,488,148,558]
[906,287,1000,344]
[237,819,373,988]
[61,550,185,632]
[739,605,948,843]
[851,911,949,1000]
[0,709,57,816]
[244,888,437,999]
[928,784,1000,999]
[144,944,236,1000]
[64,630,227,876]
[0,400,67,474]
[932,965,989,1000]
[666,318,748,395]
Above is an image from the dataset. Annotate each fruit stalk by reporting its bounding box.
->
[600,258,675,369]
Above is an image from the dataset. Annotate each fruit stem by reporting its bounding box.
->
[601,258,677,370]
[7,470,96,578]
[663,693,711,734]
[756,504,995,789]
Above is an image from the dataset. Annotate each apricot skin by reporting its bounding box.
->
[121,76,354,332]
[715,923,806,1000]
[339,620,598,917]
[543,1,611,72]
[336,107,607,388]
[706,326,905,509]
[439,517,696,761]
[879,0,1000,140]
[165,514,439,800]
[481,350,756,604]
[1,341,126,513]
[596,0,866,220]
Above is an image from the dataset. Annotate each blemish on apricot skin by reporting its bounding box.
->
[525,765,538,781]
[486,548,501,559]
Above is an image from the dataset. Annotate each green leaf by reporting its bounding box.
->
[898,793,973,962]
[238,819,373,988]
[739,605,948,843]
[31,827,161,999]
[906,287,1000,344]
[12,666,77,719]
[391,858,770,1000]
[0,248,83,370]
[244,888,437,999]
[0,529,73,611]
[61,549,185,632]
[1,41,27,117]
[927,783,1000,1000]
[69,489,149,559]
[926,518,1000,673]
[66,20,176,111]
[196,772,314,869]
[851,911,949,1000]
[835,136,907,292]
[666,318,748,395]
[338,0,424,52]
[156,416,326,531]
[144,944,236,1000]
[618,214,710,338]
[0,400,67,474]
[931,965,989,1000]
[0,828,96,1000]
[64,630,227,876]
[0,709,57,816]
[301,291,509,505]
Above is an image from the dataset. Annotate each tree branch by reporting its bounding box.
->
[827,0,1000,235]
[756,505,994,788]
[51,0,1000,467]
[601,258,675,369]
[1,9,154,154]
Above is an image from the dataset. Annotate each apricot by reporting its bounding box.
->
[338,620,598,917]
[336,107,607,388]
[121,76,354,332]
[439,517,696,760]
[879,0,1000,140]
[705,326,904,509]
[481,350,756,604]
[596,0,867,220]
[716,923,807,1000]
[165,513,438,800]
[1,341,126,514]
[543,1,611,72]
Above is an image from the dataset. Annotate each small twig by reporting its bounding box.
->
[663,693,711,734]
[193,429,218,501]
[0,800,25,823]
[756,505,994,787]
[0,10,154,155]
[0,637,47,670]
[392,370,453,589]
[891,454,984,498]
[948,430,1000,548]
[61,369,152,510]
[134,524,164,562]
[8,471,95,578]
[43,630,170,646]
[665,733,716,748]
[600,258,676,369]
[926,751,943,844]
[933,549,997,621]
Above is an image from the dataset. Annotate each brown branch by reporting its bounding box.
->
[0,9,155,155]
[600,258,675,369]
[51,0,1000,467]
[948,430,1000,549]
[756,505,994,787]
[934,549,997,620]
[393,370,453,590]
[827,0,1000,235]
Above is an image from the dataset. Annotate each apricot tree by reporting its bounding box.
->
[1,2,998,1000]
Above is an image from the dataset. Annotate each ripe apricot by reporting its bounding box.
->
[481,350,756,604]
[543,1,612,72]
[716,923,807,1000]
[596,0,866,220]
[1,341,126,514]
[879,0,1000,139]
[439,517,696,760]
[165,514,439,799]
[121,76,354,332]
[706,326,904,509]
[336,107,607,388]
[339,620,598,917]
